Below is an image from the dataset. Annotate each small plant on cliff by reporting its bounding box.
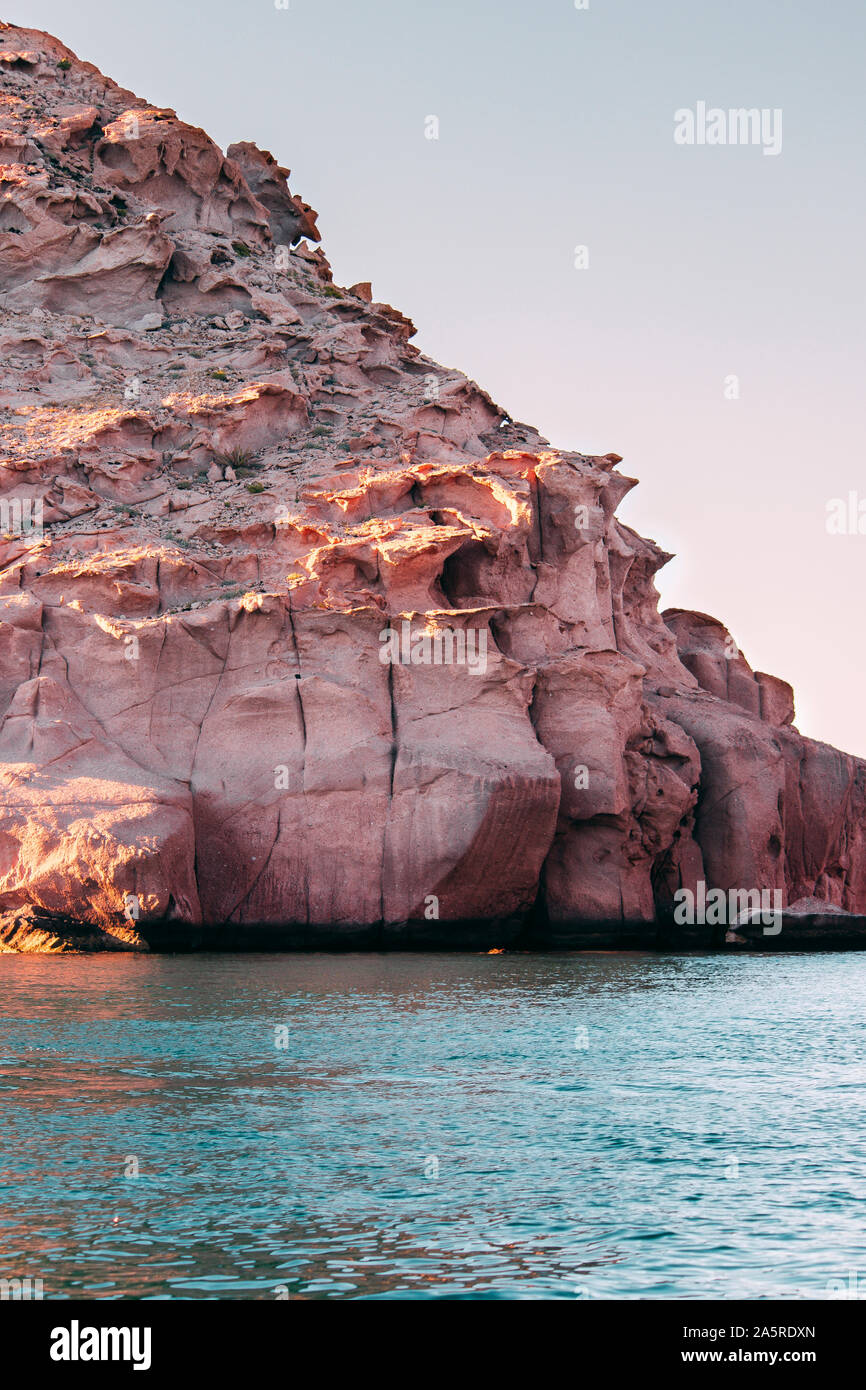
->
[231,240,252,258]
[215,448,256,471]
[57,58,71,71]
[210,370,229,381]
[246,481,265,494]
[311,425,331,436]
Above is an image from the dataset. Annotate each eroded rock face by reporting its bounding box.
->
[1,22,863,950]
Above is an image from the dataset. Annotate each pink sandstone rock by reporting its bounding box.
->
[0,21,863,951]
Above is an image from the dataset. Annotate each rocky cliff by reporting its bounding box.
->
[1,24,864,951]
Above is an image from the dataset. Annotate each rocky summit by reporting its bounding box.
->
[1,24,864,952]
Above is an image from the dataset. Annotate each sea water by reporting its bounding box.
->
[1,951,864,1300]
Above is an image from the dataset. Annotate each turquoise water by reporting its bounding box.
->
[1,951,864,1300]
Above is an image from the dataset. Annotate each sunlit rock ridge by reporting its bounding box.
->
[1,24,864,952]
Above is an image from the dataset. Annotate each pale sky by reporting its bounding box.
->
[11,0,866,756]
